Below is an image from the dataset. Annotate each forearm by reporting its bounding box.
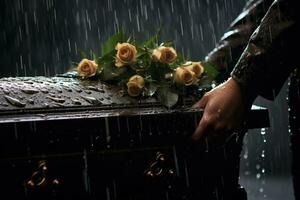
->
[204,0,273,83]
[231,0,299,106]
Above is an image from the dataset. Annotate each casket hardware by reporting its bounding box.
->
[25,160,60,190]
[144,152,176,179]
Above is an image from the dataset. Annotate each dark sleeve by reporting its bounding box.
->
[204,0,274,83]
[231,0,299,106]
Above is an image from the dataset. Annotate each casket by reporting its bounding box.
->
[0,75,269,200]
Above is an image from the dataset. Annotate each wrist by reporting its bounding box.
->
[229,76,256,110]
[229,74,257,109]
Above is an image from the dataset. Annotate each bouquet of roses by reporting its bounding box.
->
[75,31,217,108]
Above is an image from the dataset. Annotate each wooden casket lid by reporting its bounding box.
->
[0,75,269,129]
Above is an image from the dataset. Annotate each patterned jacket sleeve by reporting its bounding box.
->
[231,0,299,106]
[204,0,274,83]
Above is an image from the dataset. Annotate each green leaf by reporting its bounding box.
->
[202,62,219,80]
[140,28,161,49]
[143,83,158,97]
[126,36,132,43]
[170,53,186,69]
[148,62,174,83]
[100,63,127,82]
[78,49,87,60]
[197,75,214,85]
[136,46,150,59]
[162,41,173,47]
[92,52,98,62]
[141,34,158,49]
[101,32,124,56]
[157,87,179,108]
[98,51,115,64]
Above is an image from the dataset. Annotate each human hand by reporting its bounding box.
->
[192,78,246,146]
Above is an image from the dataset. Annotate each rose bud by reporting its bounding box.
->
[152,46,177,64]
[115,42,137,67]
[77,58,98,78]
[174,67,196,86]
[126,75,145,97]
[185,61,204,77]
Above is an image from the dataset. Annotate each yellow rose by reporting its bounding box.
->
[128,75,145,88]
[174,67,196,86]
[152,46,177,64]
[115,42,137,67]
[185,61,204,77]
[126,75,145,97]
[77,58,98,78]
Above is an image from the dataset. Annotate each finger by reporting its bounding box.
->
[191,115,209,141]
[192,94,208,109]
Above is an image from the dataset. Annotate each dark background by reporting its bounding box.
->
[0,0,245,77]
[0,0,294,199]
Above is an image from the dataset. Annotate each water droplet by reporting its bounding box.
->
[4,95,26,107]
[40,88,49,94]
[43,103,50,108]
[86,86,99,91]
[0,103,9,107]
[24,81,34,84]
[259,187,264,193]
[46,96,66,103]
[62,86,73,92]
[256,173,261,179]
[21,88,39,94]
[27,99,34,104]
[81,95,99,104]
[73,87,82,93]
[261,150,265,158]
[3,89,10,94]
[53,102,65,107]
[71,98,82,105]
[56,87,63,93]
[84,89,92,94]
[48,92,56,97]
